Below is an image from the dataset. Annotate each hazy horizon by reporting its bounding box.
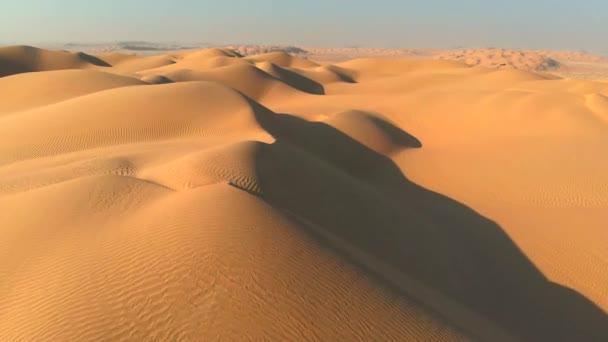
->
[1,1,607,55]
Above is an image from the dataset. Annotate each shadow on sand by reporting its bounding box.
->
[246,102,608,341]
[269,66,326,95]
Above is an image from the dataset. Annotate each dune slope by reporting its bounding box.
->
[0,45,109,77]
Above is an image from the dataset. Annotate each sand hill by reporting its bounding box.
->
[1,46,607,341]
[434,48,561,71]
[222,45,608,79]
[52,42,608,78]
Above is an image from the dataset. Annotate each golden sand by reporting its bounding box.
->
[1,45,607,341]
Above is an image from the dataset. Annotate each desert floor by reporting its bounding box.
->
[1,45,607,341]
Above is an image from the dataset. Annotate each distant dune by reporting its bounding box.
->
[49,42,608,79]
[1,46,608,341]
[225,45,608,79]
[434,48,561,71]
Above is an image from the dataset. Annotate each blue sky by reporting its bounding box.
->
[1,0,606,53]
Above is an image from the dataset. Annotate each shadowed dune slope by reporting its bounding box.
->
[252,109,608,341]
[0,45,109,77]
[139,64,324,100]
[1,46,607,341]
[253,61,326,94]
[284,65,358,84]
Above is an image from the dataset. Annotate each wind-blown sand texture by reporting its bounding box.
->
[1,45,608,341]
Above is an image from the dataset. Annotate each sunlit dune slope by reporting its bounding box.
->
[0,69,145,114]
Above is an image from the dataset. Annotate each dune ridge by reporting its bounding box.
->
[1,46,607,341]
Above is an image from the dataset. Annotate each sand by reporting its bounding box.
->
[1,45,607,341]
[226,45,608,77]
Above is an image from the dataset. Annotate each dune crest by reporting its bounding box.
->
[1,46,607,341]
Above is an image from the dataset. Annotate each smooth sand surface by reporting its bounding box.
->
[1,45,608,341]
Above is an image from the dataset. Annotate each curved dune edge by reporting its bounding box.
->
[1,46,608,341]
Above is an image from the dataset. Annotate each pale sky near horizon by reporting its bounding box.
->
[1,0,606,53]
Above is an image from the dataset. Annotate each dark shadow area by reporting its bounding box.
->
[325,65,358,83]
[271,65,325,95]
[0,59,26,78]
[369,115,422,148]
[142,75,175,85]
[247,101,608,341]
[75,52,112,67]
[0,45,38,77]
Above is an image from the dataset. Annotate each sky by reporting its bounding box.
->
[1,0,607,53]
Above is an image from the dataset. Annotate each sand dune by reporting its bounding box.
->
[101,54,176,74]
[223,45,608,80]
[1,46,607,341]
[434,48,560,71]
[0,69,145,114]
[173,47,244,59]
[0,45,110,77]
[244,51,320,68]
[61,42,608,78]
